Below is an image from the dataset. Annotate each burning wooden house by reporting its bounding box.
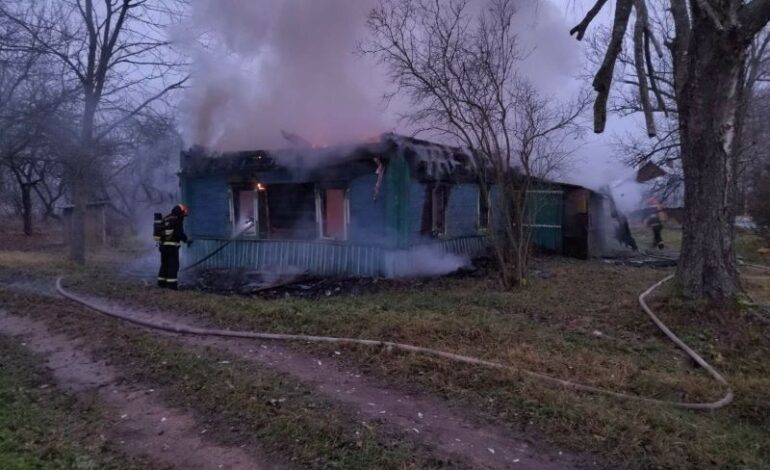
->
[180,134,606,276]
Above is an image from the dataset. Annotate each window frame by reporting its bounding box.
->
[478,186,490,232]
[315,185,350,241]
[431,184,448,237]
[230,185,259,237]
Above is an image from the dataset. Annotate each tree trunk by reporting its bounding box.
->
[69,93,98,265]
[68,170,87,264]
[676,23,747,302]
[21,183,33,236]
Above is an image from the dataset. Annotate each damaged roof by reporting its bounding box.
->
[181,133,478,182]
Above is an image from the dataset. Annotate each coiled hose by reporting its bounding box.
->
[56,275,733,410]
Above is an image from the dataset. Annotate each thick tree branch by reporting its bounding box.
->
[633,0,656,136]
[694,0,725,31]
[669,0,691,101]
[95,76,189,140]
[590,0,633,133]
[739,0,770,38]
[569,0,609,41]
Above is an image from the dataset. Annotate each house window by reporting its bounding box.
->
[230,186,257,235]
[318,188,347,240]
[478,188,490,230]
[237,189,256,234]
[265,183,317,240]
[421,184,449,237]
[231,183,316,240]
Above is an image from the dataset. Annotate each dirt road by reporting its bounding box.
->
[0,276,582,469]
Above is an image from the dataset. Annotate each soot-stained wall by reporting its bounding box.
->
[185,174,231,238]
[407,180,482,242]
[348,173,387,244]
[445,183,480,238]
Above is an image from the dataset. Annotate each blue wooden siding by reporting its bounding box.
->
[407,181,481,240]
[487,187,564,253]
[384,155,411,247]
[187,239,388,276]
[185,236,487,277]
[526,191,563,252]
[186,175,231,238]
[348,173,388,245]
[446,184,479,237]
[179,164,572,277]
[407,179,425,243]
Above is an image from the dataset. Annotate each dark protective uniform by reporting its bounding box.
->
[648,215,664,249]
[158,205,188,289]
[645,197,665,250]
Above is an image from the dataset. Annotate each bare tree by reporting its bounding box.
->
[0,17,72,235]
[0,0,189,263]
[583,16,770,210]
[571,0,770,302]
[363,0,587,288]
[743,87,770,227]
[99,113,181,234]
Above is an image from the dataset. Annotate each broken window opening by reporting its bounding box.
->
[264,183,317,240]
[421,183,449,237]
[230,183,317,240]
[318,188,348,240]
[230,185,257,236]
[478,187,490,230]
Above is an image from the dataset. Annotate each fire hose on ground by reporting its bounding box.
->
[56,275,734,411]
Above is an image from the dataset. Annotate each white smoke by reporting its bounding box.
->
[177,0,387,150]
[385,245,470,278]
[176,0,588,151]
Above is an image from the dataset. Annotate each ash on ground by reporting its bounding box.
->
[194,259,492,299]
[602,250,678,268]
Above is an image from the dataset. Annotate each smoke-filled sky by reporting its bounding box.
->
[179,0,387,150]
[180,1,599,147]
[176,0,643,188]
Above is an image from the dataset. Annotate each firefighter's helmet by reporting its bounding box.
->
[176,203,189,217]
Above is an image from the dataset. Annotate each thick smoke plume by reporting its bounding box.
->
[181,0,386,150]
[180,0,582,151]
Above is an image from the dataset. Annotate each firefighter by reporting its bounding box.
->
[157,203,191,290]
[645,197,666,250]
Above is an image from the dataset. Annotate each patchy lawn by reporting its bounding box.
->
[0,335,154,469]
[2,247,769,469]
[736,232,770,265]
[0,287,452,470]
[631,221,770,266]
[631,221,683,251]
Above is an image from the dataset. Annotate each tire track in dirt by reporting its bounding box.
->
[0,309,282,470]
[70,290,583,470]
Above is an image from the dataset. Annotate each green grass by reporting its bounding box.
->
[0,335,151,470]
[0,288,453,470]
[736,232,770,265]
[106,336,442,470]
[58,261,770,470]
[2,249,769,469]
[630,222,770,267]
[631,222,683,251]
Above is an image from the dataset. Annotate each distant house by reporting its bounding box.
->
[180,134,606,277]
[61,200,109,247]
